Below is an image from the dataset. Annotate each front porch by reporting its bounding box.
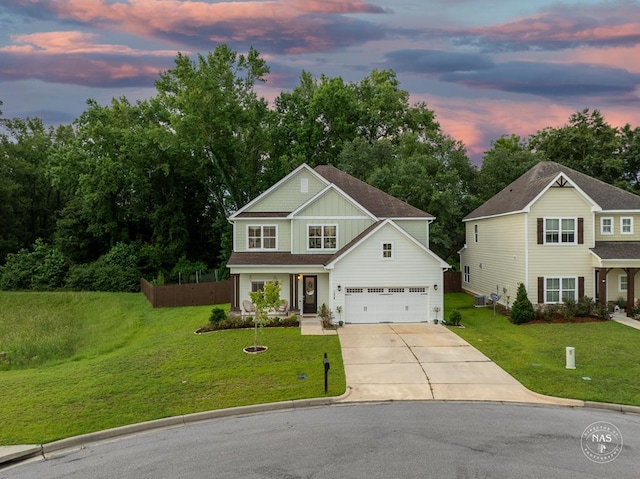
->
[592,241,640,318]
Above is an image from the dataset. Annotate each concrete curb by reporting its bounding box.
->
[1,392,350,467]
[2,393,639,468]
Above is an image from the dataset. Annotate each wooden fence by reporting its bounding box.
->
[443,270,462,293]
[141,278,231,308]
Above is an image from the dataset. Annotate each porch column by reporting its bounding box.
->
[230,274,240,312]
[624,268,639,318]
[289,274,300,313]
[597,268,609,307]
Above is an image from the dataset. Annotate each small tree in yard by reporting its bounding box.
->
[511,283,534,324]
[247,280,281,352]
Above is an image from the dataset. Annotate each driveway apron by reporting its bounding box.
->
[337,323,580,405]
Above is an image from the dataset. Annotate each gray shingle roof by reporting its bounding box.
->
[227,252,335,267]
[314,165,434,218]
[590,242,640,260]
[465,161,640,220]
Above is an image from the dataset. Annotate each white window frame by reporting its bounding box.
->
[463,265,470,283]
[247,225,277,250]
[619,274,628,292]
[473,224,478,243]
[545,276,577,304]
[600,217,613,235]
[251,281,265,293]
[544,217,577,245]
[621,217,634,235]
[381,242,394,260]
[307,224,338,250]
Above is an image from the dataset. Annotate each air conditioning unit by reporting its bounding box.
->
[474,295,487,307]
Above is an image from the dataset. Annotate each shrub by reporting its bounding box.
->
[318,303,335,329]
[209,307,227,326]
[448,309,462,326]
[0,239,68,290]
[510,283,534,324]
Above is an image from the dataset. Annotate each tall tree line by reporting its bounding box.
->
[1,46,639,291]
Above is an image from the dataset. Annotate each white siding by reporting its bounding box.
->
[329,223,444,322]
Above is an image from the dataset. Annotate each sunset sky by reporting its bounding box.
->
[1,0,639,164]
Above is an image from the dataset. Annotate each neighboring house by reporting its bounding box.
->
[227,163,449,323]
[459,161,640,317]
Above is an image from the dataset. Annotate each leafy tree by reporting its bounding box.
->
[155,46,273,213]
[0,239,67,290]
[0,116,66,262]
[248,280,281,351]
[528,109,625,187]
[511,283,534,325]
[476,135,539,203]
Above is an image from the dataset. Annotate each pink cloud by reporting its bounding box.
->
[3,31,177,56]
[26,0,385,52]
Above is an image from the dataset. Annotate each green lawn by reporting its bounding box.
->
[444,292,640,407]
[0,292,345,445]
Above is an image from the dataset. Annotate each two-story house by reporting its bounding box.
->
[227,163,449,323]
[459,161,640,316]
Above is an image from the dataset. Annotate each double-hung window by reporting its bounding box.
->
[619,274,628,292]
[545,218,576,244]
[381,242,393,260]
[308,225,337,250]
[621,217,634,235]
[463,265,470,283]
[247,226,277,250]
[600,217,613,235]
[545,277,576,303]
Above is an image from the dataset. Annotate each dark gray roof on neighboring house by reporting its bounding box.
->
[590,242,640,260]
[314,165,434,219]
[465,161,640,220]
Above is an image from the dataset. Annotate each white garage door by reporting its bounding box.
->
[345,287,429,323]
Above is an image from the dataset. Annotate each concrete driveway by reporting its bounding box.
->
[337,323,580,405]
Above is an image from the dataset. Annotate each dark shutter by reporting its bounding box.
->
[578,218,584,244]
[537,218,544,244]
[538,277,544,304]
[578,276,584,299]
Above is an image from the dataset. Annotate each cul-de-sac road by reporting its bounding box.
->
[4,402,639,479]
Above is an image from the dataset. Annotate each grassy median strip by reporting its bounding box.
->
[0,292,345,445]
[444,292,640,407]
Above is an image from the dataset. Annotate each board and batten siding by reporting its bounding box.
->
[245,172,326,213]
[460,213,526,304]
[394,219,429,246]
[527,186,595,302]
[234,220,291,252]
[329,223,444,321]
[290,218,373,254]
[295,188,370,218]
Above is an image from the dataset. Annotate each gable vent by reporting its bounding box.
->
[300,177,309,193]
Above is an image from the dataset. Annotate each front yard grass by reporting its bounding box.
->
[0,292,345,445]
[444,292,640,407]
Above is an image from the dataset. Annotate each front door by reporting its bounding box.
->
[303,275,317,315]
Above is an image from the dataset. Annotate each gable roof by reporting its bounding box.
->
[314,165,433,219]
[465,161,640,220]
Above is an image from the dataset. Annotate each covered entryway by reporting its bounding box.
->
[345,287,430,323]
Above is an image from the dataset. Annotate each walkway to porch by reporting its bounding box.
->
[611,311,640,330]
[299,316,337,335]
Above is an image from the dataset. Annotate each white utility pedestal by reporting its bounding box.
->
[566,346,576,369]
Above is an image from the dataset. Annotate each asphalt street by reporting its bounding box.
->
[3,402,639,478]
